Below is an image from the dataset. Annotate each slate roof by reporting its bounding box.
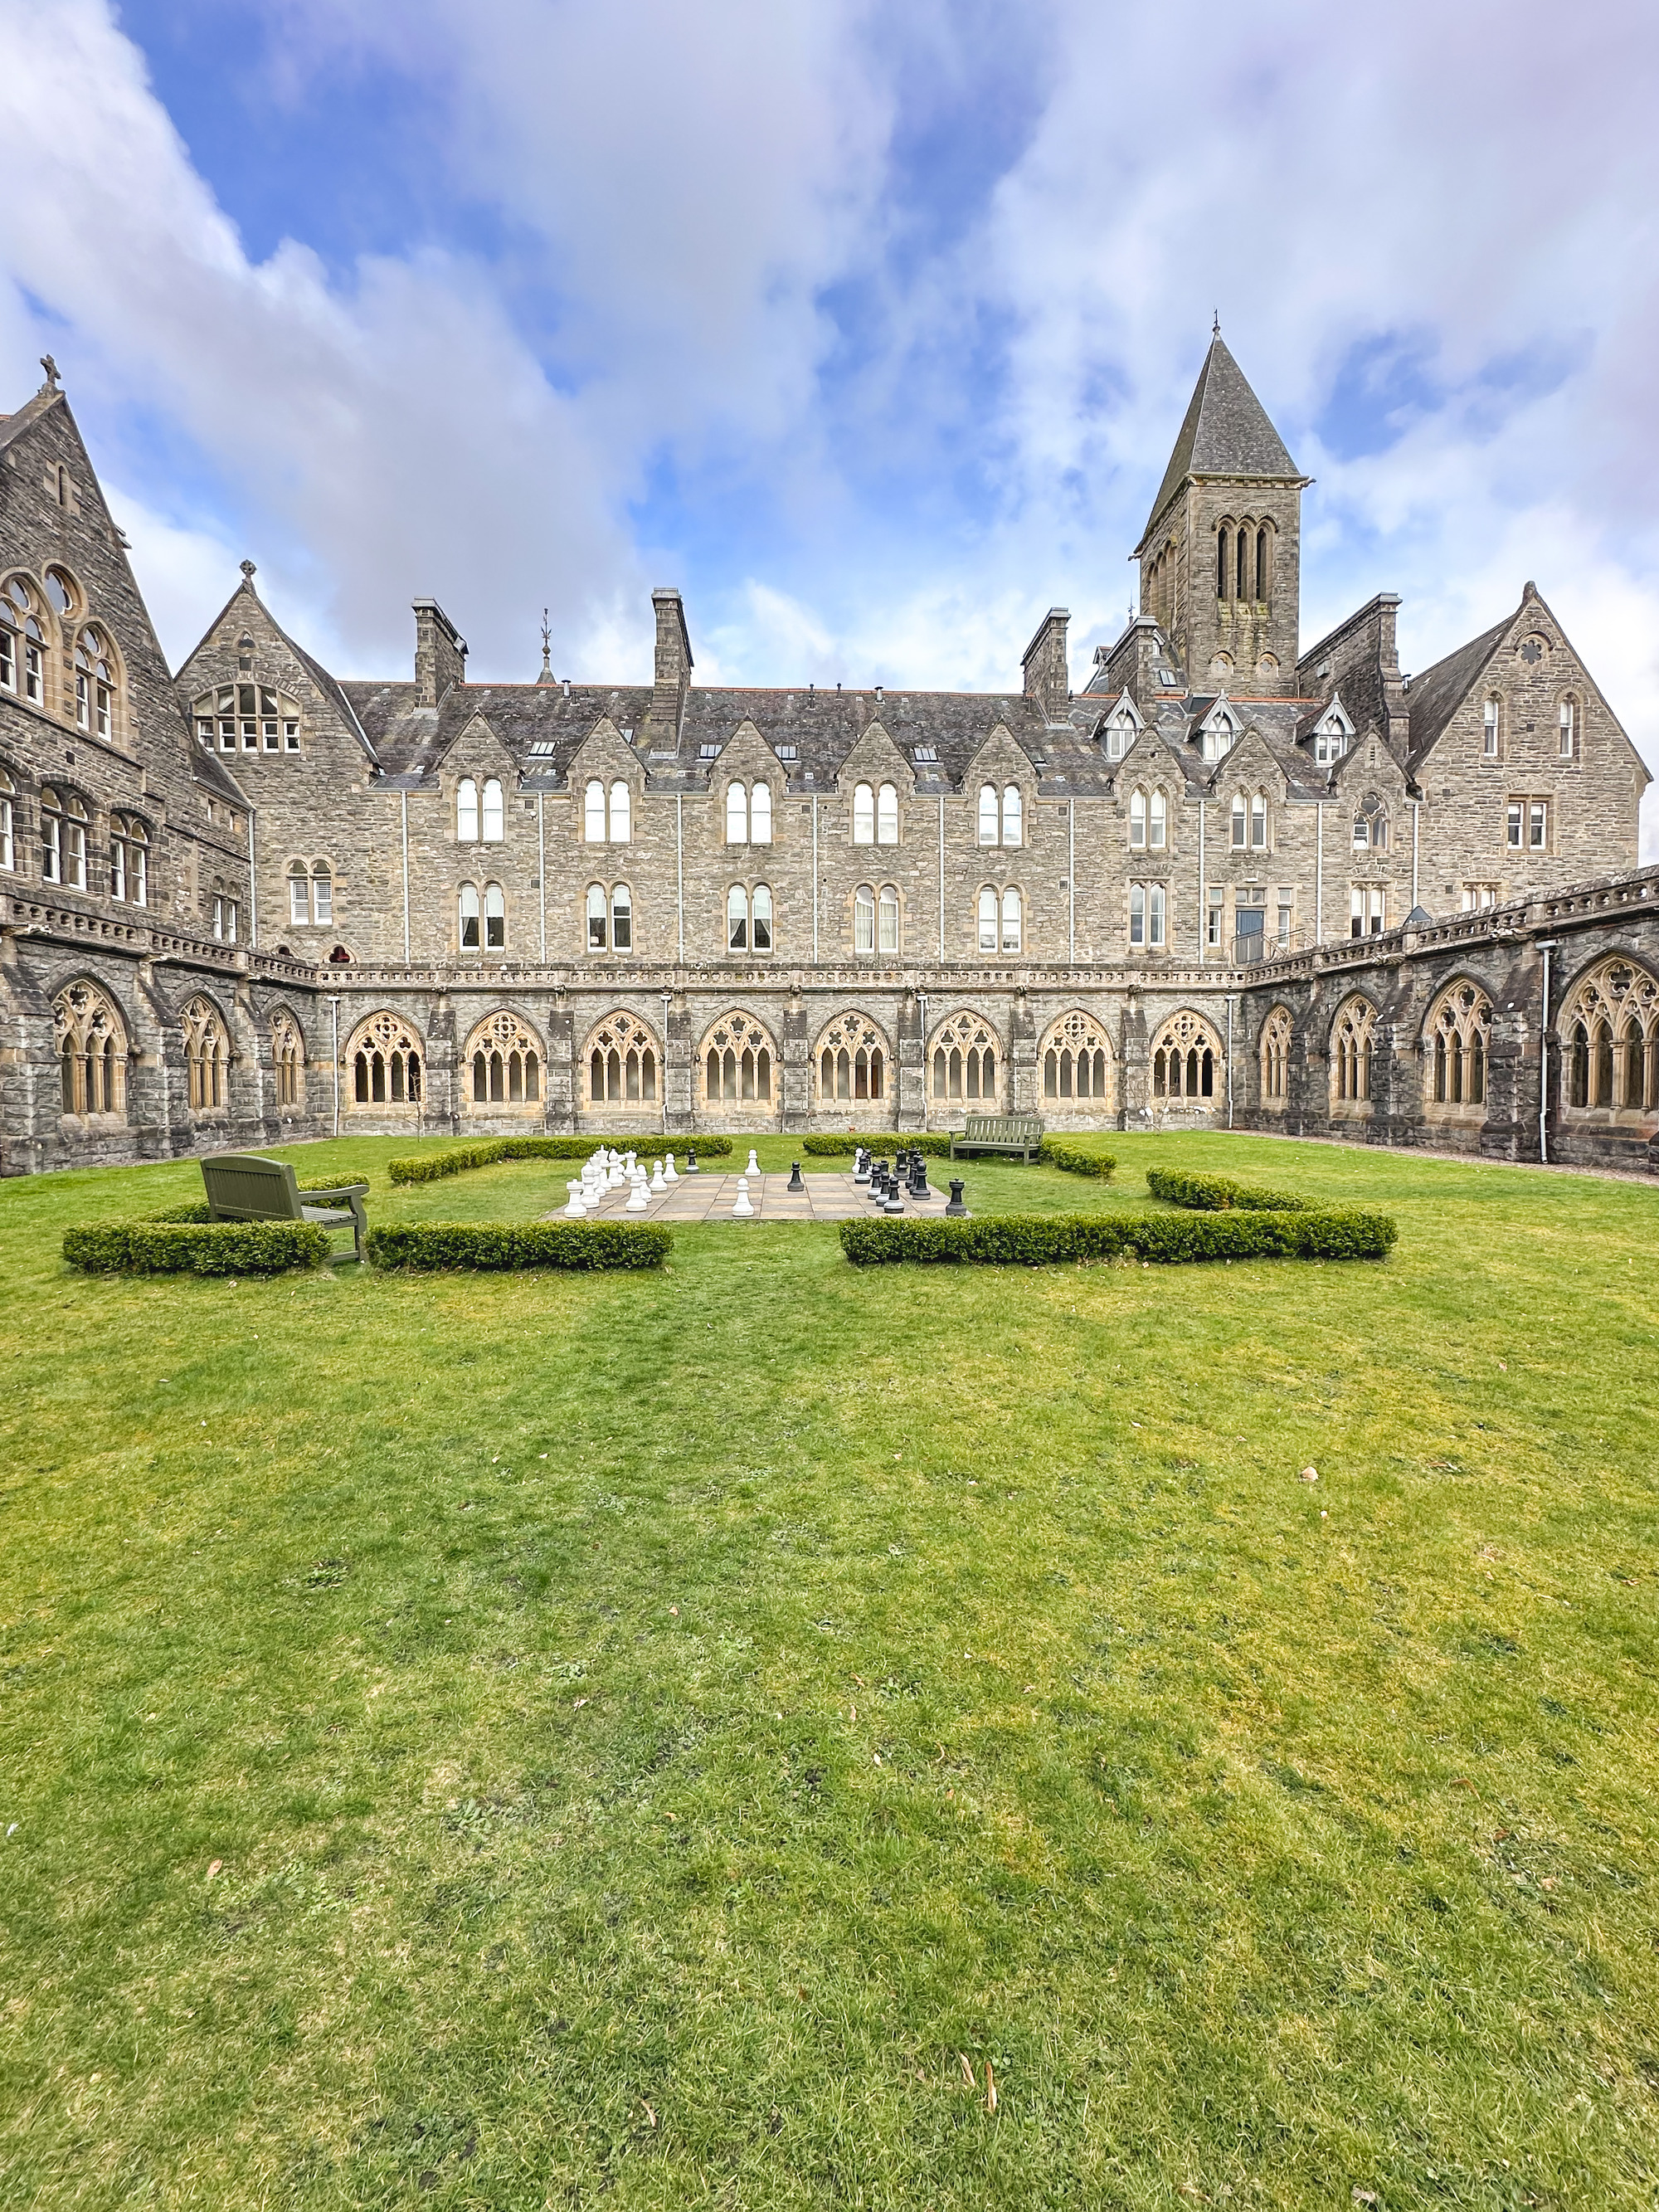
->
[0,380,61,455]
[1139,334,1305,546]
[1404,606,1511,769]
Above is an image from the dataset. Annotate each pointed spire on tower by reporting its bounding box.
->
[536,607,555,685]
[1137,329,1306,549]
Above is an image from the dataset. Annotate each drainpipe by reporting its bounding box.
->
[918,990,927,1133]
[1536,938,1559,1164]
[1411,799,1420,911]
[246,805,258,949]
[660,988,671,1135]
[675,794,684,963]
[937,795,945,960]
[538,792,547,963]
[813,794,821,962]
[1225,993,1235,1128]
[1197,798,1206,962]
[328,992,341,1138]
[400,790,411,962]
[1315,802,1325,943]
[1067,802,1075,963]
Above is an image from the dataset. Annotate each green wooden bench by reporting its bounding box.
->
[949,1113,1045,1162]
[201,1153,370,1262]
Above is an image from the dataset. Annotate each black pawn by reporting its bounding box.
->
[787,1161,804,1192]
[686,1151,699,1174]
[946,1178,967,1216]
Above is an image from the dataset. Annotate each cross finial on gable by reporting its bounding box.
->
[39,354,59,390]
[240,559,256,582]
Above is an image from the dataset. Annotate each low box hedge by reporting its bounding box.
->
[1146,1167,1311,1213]
[1039,1139,1117,1180]
[839,1206,1396,1267]
[800,1132,953,1158]
[64,1216,331,1275]
[387,1135,731,1185]
[366,1220,672,1271]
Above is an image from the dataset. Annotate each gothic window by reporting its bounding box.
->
[1231,794,1246,850]
[1128,880,1167,948]
[2,579,46,705]
[53,980,127,1120]
[854,782,876,846]
[1483,698,1502,758]
[609,780,630,843]
[584,779,606,842]
[931,1011,998,1104]
[457,778,479,840]
[702,1012,775,1105]
[311,863,333,925]
[1000,785,1021,846]
[0,768,12,871]
[1353,794,1388,851]
[1000,885,1022,953]
[1331,997,1377,1108]
[289,865,311,924]
[977,886,997,953]
[1251,794,1267,849]
[484,881,506,950]
[1259,1006,1292,1108]
[1237,525,1250,602]
[817,1013,887,1103]
[1149,1011,1222,1104]
[75,627,116,740]
[877,782,899,845]
[181,995,231,1113]
[1149,789,1166,850]
[1559,697,1579,761]
[1041,1010,1112,1104]
[854,883,875,953]
[44,567,78,619]
[348,1010,423,1107]
[459,880,480,950]
[272,1010,306,1108]
[109,813,148,905]
[727,781,774,845]
[1104,705,1137,761]
[481,778,505,841]
[466,1010,542,1108]
[752,884,774,954]
[1130,789,1146,850]
[41,788,87,889]
[192,681,299,753]
[586,1012,658,1104]
[727,782,747,843]
[1426,984,1492,1114]
[727,884,749,952]
[586,882,607,949]
[611,883,632,952]
[752,781,772,844]
[1216,524,1231,600]
[878,884,899,954]
[1256,525,1272,606]
[977,783,998,845]
[1560,959,1659,1115]
[1314,713,1348,767]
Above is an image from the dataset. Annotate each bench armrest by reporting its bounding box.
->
[299,1182,368,1259]
[297,1183,369,1203]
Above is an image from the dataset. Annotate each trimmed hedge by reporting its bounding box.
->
[1146,1168,1311,1213]
[1039,1139,1117,1180]
[366,1220,672,1271]
[839,1207,1396,1267]
[387,1135,731,1185]
[64,1217,331,1275]
[800,1132,953,1158]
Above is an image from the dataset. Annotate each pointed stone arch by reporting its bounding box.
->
[698,1008,778,1112]
[1148,1008,1224,1111]
[812,1009,891,1108]
[927,1006,1002,1108]
[1422,979,1494,1119]
[1329,992,1379,1113]
[1557,955,1659,1118]
[270,1005,307,1112]
[580,1008,661,1110]
[462,1008,545,1112]
[52,977,129,1120]
[1038,1008,1115,1113]
[179,992,232,1114]
[343,1008,424,1110]
[1258,1003,1293,1111]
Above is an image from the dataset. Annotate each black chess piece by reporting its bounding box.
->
[946,1178,967,1216]
[787,1161,804,1192]
[686,1151,699,1174]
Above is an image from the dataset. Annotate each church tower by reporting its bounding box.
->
[1133,331,1310,697]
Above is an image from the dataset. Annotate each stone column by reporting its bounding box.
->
[1010,987,1038,1113]
[1118,992,1148,1127]
[1483,1005,1530,1162]
[544,999,576,1132]
[664,991,695,1133]
[898,990,926,1129]
[781,982,811,1130]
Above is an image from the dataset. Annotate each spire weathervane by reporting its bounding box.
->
[540,607,552,681]
[1212,310,1220,337]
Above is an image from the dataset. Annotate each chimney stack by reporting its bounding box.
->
[412,598,467,708]
[1022,607,1070,721]
[644,587,693,744]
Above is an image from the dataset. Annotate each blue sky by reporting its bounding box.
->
[2,0,1657,853]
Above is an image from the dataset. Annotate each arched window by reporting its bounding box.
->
[1001,785,1022,847]
[1237,526,1250,601]
[53,792,87,889]
[192,680,300,753]
[1040,1011,1112,1107]
[752,883,773,954]
[584,779,606,842]
[727,782,748,843]
[1559,959,1659,1116]
[1426,985,1492,1114]
[181,995,231,1113]
[459,881,480,950]
[75,627,116,740]
[586,882,608,950]
[1558,697,1579,761]
[289,864,311,925]
[878,884,899,955]
[702,1013,773,1105]
[1259,1006,1292,1108]
[1148,789,1166,850]
[817,1015,887,1104]
[1000,886,1022,953]
[977,886,998,953]
[727,884,748,952]
[877,782,899,845]
[1331,999,1377,1108]
[481,778,504,841]
[853,782,875,845]
[609,780,630,843]
[53,980,126,1120]
[931,1011,997,1104]
[611,883,632,952]
[484,882,505,950]
[109,814,148,905]
[854,884,875,953]
[465,1011,542,1109]
[1256,526,1271,607]
[272,1010,306,1109]
[752,782,772,845]
[977,784,998,846]
[456,778,479,842]
[586,1012,658,1104]
[1216,524,1231,600]
[347,1010,423,1108]
[1353,794,1389,851]
[0,768,12,872]
[1251,794,1267,850]
[2,577,46,706]
[311,864,333,925]
[1231,793,1247,850]
[1149,1011,1221,1105]
[1130,790,1147,850]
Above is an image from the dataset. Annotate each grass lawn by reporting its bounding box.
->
[2,1131,1657,2210]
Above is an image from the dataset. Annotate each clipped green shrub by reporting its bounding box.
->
[1038,1139,1117,1179]
[1146,1167,1312,1212]
[387,1136,730,1185]
[839,1206,1395,1267]
[63,1218,331,1276]
[800,1132,953,1158]
[366,1220,672,1271]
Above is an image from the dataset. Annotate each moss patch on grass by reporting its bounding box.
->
[2,1131,1657,2208]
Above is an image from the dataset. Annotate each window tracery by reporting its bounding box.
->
[1259,1006,1292,1108]
[54,979,126,1119]
[192,681,300,753]
[1,578,46,706]
[465,1010,542,1107]
[181,995,231,1113]
[1425,983,1492,1114]
[1150,1011,1221,1104]
[703,1011,776,1106]
[1331,996,1377,1108]
[272,1009,306,1109]
[347,1010,423,1107]
[1041,1010,1112,1104]
[816,1012,888,1104]
[586,1011,659,1105]
[1561,959,1659,1115]
[931,1010,998,1104]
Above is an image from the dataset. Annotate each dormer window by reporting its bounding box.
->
[1314,716,1347,767]
[1104,709,1136,762]
[1200,716,1235,763]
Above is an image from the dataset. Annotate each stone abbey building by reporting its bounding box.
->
[2,337,1655,1177]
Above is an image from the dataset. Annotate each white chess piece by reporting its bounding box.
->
[608,1147,621,1167]
[650,1159,665,1191]
[747,1147,760,1177]
[625,1149,637,1175]
[608,1158,626,1188]
[664,1153,678,1183]
[563,1179,586,1218]
[626,1173,649,1212]
[732,1174,754,1217]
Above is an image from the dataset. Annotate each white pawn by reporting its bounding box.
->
[608,1158,626,1188]
[650,1158,665,1191]
[626,1174,649,1212]
[625,1149,637,1175]
[607,1147,621,1167]
[664,1152,678,1183]
[747,1148,760,1177]
[564,1179,586,1219]
[732,1174,754,1218]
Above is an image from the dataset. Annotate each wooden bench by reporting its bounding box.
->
[202,1154,369,1261]
[949,1113,1044,1162]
